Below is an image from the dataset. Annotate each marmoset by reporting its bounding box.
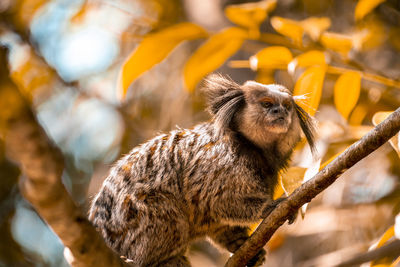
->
[89,75,316,267]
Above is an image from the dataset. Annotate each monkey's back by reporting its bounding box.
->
[89,122,274,264]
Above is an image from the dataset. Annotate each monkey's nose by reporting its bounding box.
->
[271,107,281,114]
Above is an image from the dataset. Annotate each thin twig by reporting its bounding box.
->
[225,107,400,267]
[335,239,400,267]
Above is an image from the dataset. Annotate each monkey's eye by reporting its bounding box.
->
[261,101,273,109]
[283,102,291,110]
[260,97,274,109]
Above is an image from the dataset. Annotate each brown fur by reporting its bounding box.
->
[88,74,316,266]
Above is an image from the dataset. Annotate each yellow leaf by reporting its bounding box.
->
[288,50,327,75]
[355,0,386,21]
[256,69,275,84]
[183,27,247,92]
[249,221,261,235]
[273,175,284,200]
[250,46,293,70]
[349,104,368,125]
[372,111,400,157]
[280,167,307,195]
[301,17,331,41]
[372,111,394,126]
[371,225,395,267]
[320,32,353,58]
[293,66,326,116]
[270,16,330,45]
[266,230,286,250]
[377,225,395,248]
[118,22,208,98]
[225,0,276,37]
[270,16,304,45]
[352,17,386,51]
[334,71,361,120]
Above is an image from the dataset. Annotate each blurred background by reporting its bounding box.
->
[1,0,400,266]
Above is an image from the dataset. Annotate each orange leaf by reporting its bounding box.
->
[355,0,386,21]
[301,17,331,41]
[250,46,292,70]
[183,27,247,92]
[271,16,331,45]
[349,105,368,125]
[273,175,284,200]
[270,16,304,45]
[225,0,276,37]
[352,17,386,51]
[370,225,395,266]
[118,22,208,99]
[320,32,353,58]
[279,167,307,195]
[334,71,361,120]
[288,50,327,75]
[256,69,275,84]
[293,66,326,116]
[377,225,395,248]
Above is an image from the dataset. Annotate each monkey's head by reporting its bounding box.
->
[203,74,316,153]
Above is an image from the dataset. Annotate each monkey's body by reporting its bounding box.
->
[89,76,315,266]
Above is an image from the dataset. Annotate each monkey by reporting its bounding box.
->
[88,74,316,267]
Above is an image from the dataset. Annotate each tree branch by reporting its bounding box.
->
[0,51,126,266]
[226,107,400,267]
[335,239,400,267]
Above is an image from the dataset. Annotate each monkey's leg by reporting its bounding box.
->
[213,194,294,225]
[212,194,275,223]
[114,192,191,266]
[209,226,266,267]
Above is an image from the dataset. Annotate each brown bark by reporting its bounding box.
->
[226,108,400,267]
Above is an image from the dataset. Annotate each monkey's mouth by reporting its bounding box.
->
[272,117,286,124]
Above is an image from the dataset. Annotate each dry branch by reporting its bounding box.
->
[226,107,400,267]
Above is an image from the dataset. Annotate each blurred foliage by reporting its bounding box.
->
[1,0,400,266]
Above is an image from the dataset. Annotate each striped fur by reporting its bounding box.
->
[89,75,315,266]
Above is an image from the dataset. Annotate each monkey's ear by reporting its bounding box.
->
[201,74,245,130]
[294,103,317,154]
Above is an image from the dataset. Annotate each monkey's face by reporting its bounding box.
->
[242,82,295,134]
[203,74,315,153]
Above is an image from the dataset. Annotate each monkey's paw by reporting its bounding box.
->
[246,248,266,267]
